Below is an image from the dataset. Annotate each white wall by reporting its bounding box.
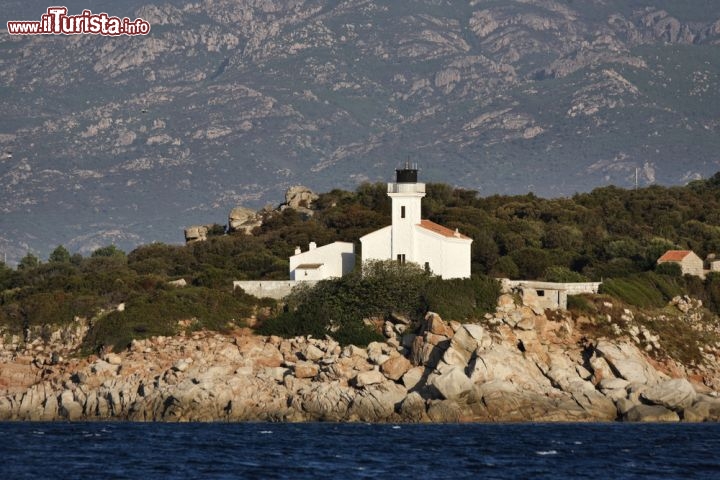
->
[440,235,472,279]
[360,226,392,262]
[502,280,602,295]
[289,241,355,280]
[294,265,327,281]
[414,227,472,279]
[388,182,424,261]
[233,280,318,300]
[413,227,443,274]
[680,253,704,277]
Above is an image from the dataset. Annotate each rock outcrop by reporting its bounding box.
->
[184,225,209,243]
[1,294,720,423]
[227,206,262,234]
[225,186,319,237]
[284,185,318,210]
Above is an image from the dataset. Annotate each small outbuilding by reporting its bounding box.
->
[657,250,704,278]
[289,241,355,281]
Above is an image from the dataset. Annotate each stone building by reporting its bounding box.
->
[657,250,705,278]
[360,166,472,279]
[501,279,602,310]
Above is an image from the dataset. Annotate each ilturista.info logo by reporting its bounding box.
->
[7,7,151,36]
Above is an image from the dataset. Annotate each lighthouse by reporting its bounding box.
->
[360,165,472,279]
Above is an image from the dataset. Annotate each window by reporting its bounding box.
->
[401,206,406,218]
[537,290,545,297]
[397,254,406,264]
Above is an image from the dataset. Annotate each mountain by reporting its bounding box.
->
[1,0,719,264]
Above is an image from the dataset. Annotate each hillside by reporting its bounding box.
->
[1,0,720,263]
[4,176,720,353]
[3,176,720,421]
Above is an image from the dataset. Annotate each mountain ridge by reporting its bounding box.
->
[1,0,719,263]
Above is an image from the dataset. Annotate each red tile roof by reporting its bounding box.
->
[418,219,471,240]
[658,250,692,262]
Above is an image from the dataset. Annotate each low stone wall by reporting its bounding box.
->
[502,280,602,295]
[233,280,317,300]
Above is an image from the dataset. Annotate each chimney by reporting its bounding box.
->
[294,246,301,255]
[309,242,317,250]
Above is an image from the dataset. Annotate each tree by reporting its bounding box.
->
[510,247,551,279]
[18,253,39,270]
[543,266,588,283]
[49,245,71,263]
[655,262,682,277]
[92,245,126,258]
[207,224,226,237]
[490,256,520,279]
[0,261,16,290]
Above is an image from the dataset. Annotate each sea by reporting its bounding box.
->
[1,422,719,479]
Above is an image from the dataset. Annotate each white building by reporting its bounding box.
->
[289,241,355,280]
[360,166,473,279]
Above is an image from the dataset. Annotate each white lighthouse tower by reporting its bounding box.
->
[360,165,472,279]
[388,163,425,264]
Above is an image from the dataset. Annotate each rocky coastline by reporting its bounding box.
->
[2,294,720,423]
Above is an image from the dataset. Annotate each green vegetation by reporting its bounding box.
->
[258,261,427,345]
[257,261,501,345]
[5,174,720,351]
[422,275,501,322]
[600,273,684,309]
[81,287,256,353]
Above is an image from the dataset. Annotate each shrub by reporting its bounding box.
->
[422,274,500,321]
[18,253,40,271]
[566,294,595,314]
[636,314,713,366]
[207,224,226,237]
[82,287,253,352]
[91,245,126,258]
[510,247,551,279]
[258,261,430,345]
[655,262,682,277]
[543,266,589,283]
[599,272,682,309]
[48,245,71,263]
[490,256,520,279]
[332,321,384,346]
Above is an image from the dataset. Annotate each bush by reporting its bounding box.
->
[82,287,253,352]
[48,245,71,263]
[258,261,430,345]
[655,262,682,277]
[490,256,520,279]
[92,245,126,258]
[600,272,683,309]
[543,266,589,283]
[18,253,40,271]
[566,294,595,314]
[510,247,551,279]
[422,274,500,321]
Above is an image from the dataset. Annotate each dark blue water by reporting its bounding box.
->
[1,422,719,479]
